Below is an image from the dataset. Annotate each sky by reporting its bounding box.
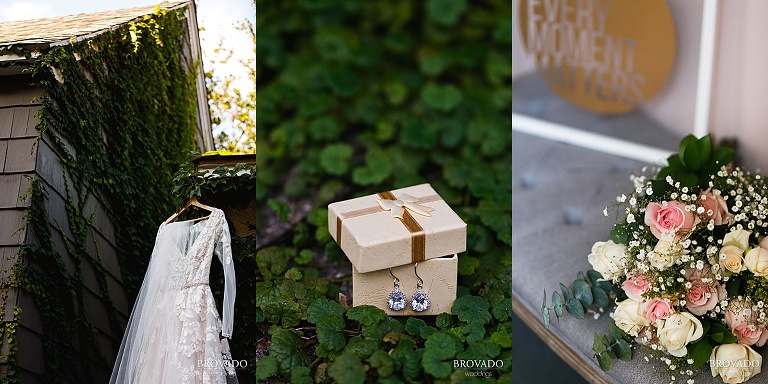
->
[0,0,255,149]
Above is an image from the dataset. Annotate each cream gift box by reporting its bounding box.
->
[352,255,458,316]
[327,183,466,273]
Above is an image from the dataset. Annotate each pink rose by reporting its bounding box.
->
[698,188,733,226]
[644,201,699,241]
[685,270,726,316]
[641,298,675,324]
[733,324,764,346]
[686,283,725,316]
[622,274,651,302]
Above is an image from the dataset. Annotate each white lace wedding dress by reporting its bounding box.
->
[110,208,236,383]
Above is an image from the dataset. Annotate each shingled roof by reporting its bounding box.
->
[0,1,189,49]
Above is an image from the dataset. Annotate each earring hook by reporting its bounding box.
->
[414,262,423,288]
[389,267,400,288]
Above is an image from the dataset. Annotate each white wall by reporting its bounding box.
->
[514,1,768,169]
[710,1,768,170]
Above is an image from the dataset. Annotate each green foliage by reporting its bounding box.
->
[0,6,204,382]
[542,270,614,327]
[656,134,735,190]
[255,0,510,381]
[592,324,632,372]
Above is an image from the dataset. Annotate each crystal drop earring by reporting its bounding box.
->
[410,263,430,312]
[387,268,407,311]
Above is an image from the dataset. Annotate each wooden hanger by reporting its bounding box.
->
[164,196,215,224]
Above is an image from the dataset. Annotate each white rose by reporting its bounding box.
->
[720,245,747,273]
[656,312,704,357]
[710,343,762,383]
[611,298,649,337]
[587,240,627,280]
[724,229,751,251]
[649,240,688,271]
[745,247,768,277]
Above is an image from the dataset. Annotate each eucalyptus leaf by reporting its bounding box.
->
[591,286,609,308]
[608,322,627,342]
[565,298,585,320]
[559,283,571,301]
[572,279,593,306]
[613,339,631,361]
[592,333,604,355]
[552,291,563,318]
[596,352,612,371]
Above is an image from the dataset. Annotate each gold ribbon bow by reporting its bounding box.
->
[335,191,443,263]
[376,194,435,219]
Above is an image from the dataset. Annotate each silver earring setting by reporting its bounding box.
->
[387,268,407,311]
[410,263,430,312]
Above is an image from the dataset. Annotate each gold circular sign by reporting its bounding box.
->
[519,0,676,114]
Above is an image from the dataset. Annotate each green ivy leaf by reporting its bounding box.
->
[476,199,512,245]
[436,313,454,329]
[319,143,354,176]
[462,321,485,344]
[290,366,313,384]
[316,315,347,355]
[257,247,290,280]
[383,81,408,105]
[405,317,437,339]
[352,146,393,186]
[421,83,462,112]
[284,267,303,281]
[491,299,512,322]
[308,116,343,141]
[328,353,366,384]
[427,0,468,25]
[458,255,480,275]
[308,297,346,323]
[347,305,387,326]
[269,329,305,374]
[422,332,460,378]
[459,338,500,360]
[454,295,492,324]
[345,336,381,359]
[255,354,278,381]
[296,249,314,265]
[369,349,395,377]
[390,339,421,379]
[262,299,302,328]
[490,330,512,348]
[267,198,291,222]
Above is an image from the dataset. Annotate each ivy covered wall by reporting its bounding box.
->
[0,5,203,383]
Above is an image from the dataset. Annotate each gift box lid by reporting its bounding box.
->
[328,183,466,273]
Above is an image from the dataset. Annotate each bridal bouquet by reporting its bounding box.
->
[542,135,768,383]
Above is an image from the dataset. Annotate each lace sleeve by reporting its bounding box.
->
[215,218,236,338]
